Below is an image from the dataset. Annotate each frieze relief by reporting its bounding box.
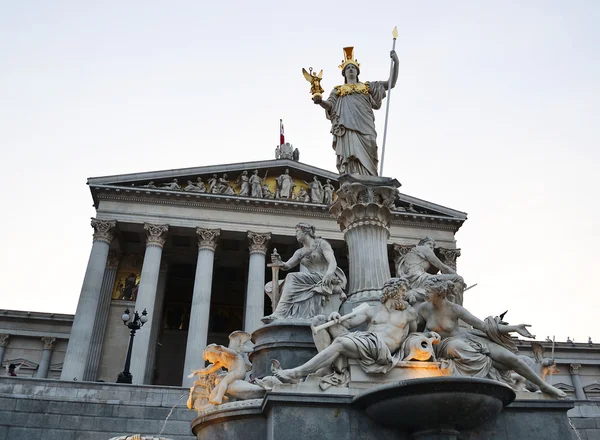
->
[127,169,339,205]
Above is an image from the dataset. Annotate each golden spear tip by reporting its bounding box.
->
[392,26,399,39]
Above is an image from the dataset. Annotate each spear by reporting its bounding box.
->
[379,26,399,177]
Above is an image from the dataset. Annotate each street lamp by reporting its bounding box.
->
[116,308,148,384]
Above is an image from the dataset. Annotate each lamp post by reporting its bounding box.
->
[116,308,148,384]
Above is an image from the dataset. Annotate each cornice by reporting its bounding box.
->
[92,185,466,231]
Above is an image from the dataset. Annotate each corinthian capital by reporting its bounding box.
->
[196,228,221,251]
[41,337,56,350]
[0,334,9,347]
[144,223,169,248]
[437,247,461,271]
[248,231,271,255]
[569,363,581,374]
[91,218,117,244]
[392,244,414,269]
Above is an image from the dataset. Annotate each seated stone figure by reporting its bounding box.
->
[262,222,347,323]
[273,278,417,385]
[418,278,566,398]
[396,237,466,305]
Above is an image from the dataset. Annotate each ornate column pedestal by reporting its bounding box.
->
[182,228,220,387]
[130,223,169,385]
[244,232,271,333]
[36,337,56,378]
[61,218,117,381]
[330,175,400,312]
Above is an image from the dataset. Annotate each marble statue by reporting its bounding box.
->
[208,174,218,193]
[249,170,263,198]
[306,176,324,203]
[276,169,295,199]
[273,277,417,384]
[514,342,559,393]
[160,179,181,191]
[313,47,399,176]
[261,183,273,199]
[237,171,250,197]
[210,174,235,195]
[183,178,207,193]
[322,179,335,204]
[187,331,266,406]
[396,237,465,305]
[262,222,347,323]
[195,177,207,192]
[140,181,157,188]
[418,278,567,398]
[296,187,310,202]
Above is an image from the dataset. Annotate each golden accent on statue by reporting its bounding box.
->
[302,67,324,100]
[334,82,370,97]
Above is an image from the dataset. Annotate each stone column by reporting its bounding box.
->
[83,252,119,381]
[144,263,168,384]
[330,176,400,305]
[36,337,56,378]
[130,223,169,385]
[61,218,117,381]
[0,334,9,366]
[245,231,271,333]
[569,363,587,400]
[182,228,220,387]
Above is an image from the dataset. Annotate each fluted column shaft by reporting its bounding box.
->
[245,232,271,333]
[0,335,9,367]
[130,223,169,385]
[145,265,168,383]
[37,337,56,378]
[182,228,220,387]
[569,363,587,400]
[61,218,116,381]
[345,222,391,295]
[83,253,119,381]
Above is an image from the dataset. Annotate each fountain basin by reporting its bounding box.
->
[353,377,515,436]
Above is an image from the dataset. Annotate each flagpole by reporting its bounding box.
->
[379,26,398,176]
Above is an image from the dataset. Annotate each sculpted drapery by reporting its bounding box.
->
[325,82,386,177]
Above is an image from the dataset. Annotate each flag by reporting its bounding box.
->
[280,119,285,146]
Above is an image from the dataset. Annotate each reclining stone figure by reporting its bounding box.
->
[418,278,566,398]
[273,277,418,385]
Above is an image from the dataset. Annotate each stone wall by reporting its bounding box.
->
[0,377,195,440]
[568,401,600,440]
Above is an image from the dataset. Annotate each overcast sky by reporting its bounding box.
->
[1,1,598,342]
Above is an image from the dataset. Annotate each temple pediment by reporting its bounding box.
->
[88,158,467,224]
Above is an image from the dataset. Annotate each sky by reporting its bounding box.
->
[1,1,598,343]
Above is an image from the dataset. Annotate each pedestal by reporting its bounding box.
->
[330,174,400,309]
[250,320,317,379]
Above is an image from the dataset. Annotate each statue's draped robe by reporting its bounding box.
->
[269,239,346,320]
[249,175,262,198]
[325,81,386,176]
[435,317,517,383]
[338,331,401,374]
